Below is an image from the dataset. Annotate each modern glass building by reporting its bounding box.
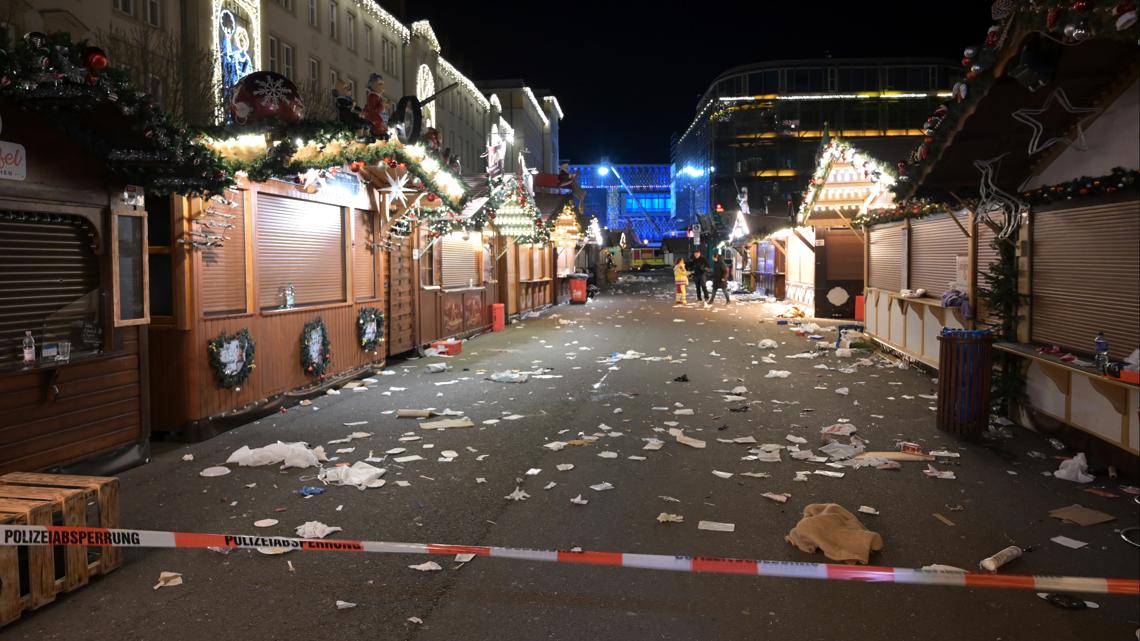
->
[568,163,678,246]
[671,58,959,237]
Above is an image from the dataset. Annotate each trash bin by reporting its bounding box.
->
[491,304,505,332]
[936,329,994,437]
[569,276,588,304]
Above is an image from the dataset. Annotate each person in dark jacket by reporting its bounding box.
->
[688,250,709,302]
[710,254,731,304]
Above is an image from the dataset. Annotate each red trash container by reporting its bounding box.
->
[491,303,505,332]
[570,278,587,304]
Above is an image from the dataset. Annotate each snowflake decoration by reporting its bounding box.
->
[253,75,290,109]
[385,170,418,208]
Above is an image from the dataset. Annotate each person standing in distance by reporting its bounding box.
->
[710,254,731,305]
[689,249,709,304]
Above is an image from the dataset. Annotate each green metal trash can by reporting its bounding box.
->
[936,329,995,438]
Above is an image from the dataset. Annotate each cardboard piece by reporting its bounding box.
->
[419,418,475,430]
[1048,504,1115,527]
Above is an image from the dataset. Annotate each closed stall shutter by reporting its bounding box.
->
[0,215,101,367]
[201,189,247,315]
[869,222,904,291]
[256,194,345,309]
[909,215,966,294]
[441,234,478,289]
[975,221,1001,326]
[353,209,376,300]
[518,245,531,281]
[1031,200,1139,360]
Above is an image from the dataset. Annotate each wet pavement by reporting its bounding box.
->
[8,274,1138,641]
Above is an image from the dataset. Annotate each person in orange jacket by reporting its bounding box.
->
[673,257,689,305]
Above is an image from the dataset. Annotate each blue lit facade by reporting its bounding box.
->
[671,58,959,239]
[568,163,678,246]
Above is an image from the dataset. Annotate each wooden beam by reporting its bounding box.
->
[830,207,865,244]
[944,203,972,239]
[792,229,816,253]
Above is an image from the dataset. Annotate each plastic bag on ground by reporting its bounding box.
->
[489,371,529,383]
[319,461,387,489]
[227,441,328,469]
[1053,452,1095,483]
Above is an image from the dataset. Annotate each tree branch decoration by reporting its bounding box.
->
[357,307,384,354]
[977,227,1024,414]
[300,317,332,378]
[206,328,255,389]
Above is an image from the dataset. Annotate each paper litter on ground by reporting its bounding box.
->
[570,494,588,505]
[253,519,278,528]
[199,466,231,477]
[226,441,327,469]
[409,561,443,572]
[319,461,387,489]
[697,521,735,532]
[420,418,475,431]
[505,487,530,501]
[556,464,575,471]
[153,571,183,590]
[656,513,684,523]
[589,482,614,492]
[295,521,342,539]
[1050,535,1088,549]
[765,370,791,379]
[762,492,790,503]
[668,428,706,449]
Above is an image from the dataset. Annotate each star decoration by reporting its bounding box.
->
[384,170,417,208]
[1011,88,1102,156]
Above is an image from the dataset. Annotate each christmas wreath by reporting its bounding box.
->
[206,329,255,389]
[357,307,385,353]
[300,318,332,378]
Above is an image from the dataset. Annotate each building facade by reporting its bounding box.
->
[671,58,958,237]
[568,163,674,246]
[479,81,562,174]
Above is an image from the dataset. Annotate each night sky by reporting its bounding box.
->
[412,2,995,164]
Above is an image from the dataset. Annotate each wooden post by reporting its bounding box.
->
[967,209,977,330]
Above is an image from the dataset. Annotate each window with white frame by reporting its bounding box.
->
[267,36,279,73]
[328,1,338,40]
[309,58,320,89]
[113,0,134,16]
[382,37,398,76]
[308,0,318,27]
[363,24,373,61]
[346,12,355,50]
[282,43,294,79]
[329,68,339,90]
[144,0,160,27]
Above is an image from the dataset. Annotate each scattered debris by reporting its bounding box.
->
[295,521,342,539]
[199,466,231,477]
[153,571,183,590]
[570,494,589,505]
[932,513,956,527]
[698,521,735,532]
[1048,504,1115,527]
[1054,453,1094,483]
[420,418,475,431]
[762,493,790,503]
[1050,535,1088,549]
[785,503,883,564]
[409,561,443,572]
[656,513,684,523]
[979,546,1022,572]
[504,487,530,502]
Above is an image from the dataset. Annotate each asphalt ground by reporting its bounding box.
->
[6,274,1138,641]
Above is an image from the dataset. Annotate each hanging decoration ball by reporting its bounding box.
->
[1066,19,1094,40]
[1070,0,1091,11]
[961,56,972,66]
[969,64,985,75]
[82,46,109,72]
[228,71,305,125]
[349,160,365,172]
[984,25,1003,47]
[963,46,979,59]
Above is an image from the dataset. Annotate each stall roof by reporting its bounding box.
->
[798,139,897,227]
[898,20,1137,201]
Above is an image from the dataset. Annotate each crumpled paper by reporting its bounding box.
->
[226,441,328,469]
[319,461,387,489]
[1054,452,1094,483]
[153,571,183,590]
[295,521,343,539]
[489,371,528,383]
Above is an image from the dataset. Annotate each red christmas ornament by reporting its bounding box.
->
[387,159,398,168]
[349,161,365,172]
[228,71,305,125]
[966,70,979,80]
[961,57,972,66]
[84,47,109,72]
[1071,0,1091,11]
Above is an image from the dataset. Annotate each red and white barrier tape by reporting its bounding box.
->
[2,524,1137,596]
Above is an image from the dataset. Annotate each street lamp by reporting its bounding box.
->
[597,165,610,176]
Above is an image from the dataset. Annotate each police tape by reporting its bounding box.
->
[2,524,1137,596]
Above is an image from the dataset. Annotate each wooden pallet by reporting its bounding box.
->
[0,498,56,625]
[0,473,121,574]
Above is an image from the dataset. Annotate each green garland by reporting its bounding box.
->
[300,317,332,378]
[206,329,256,389]
[978,227,1024,413]
[892,2,1140,200]
[1019,167,1139,205]
[357,307,384,353]
[0,32,229,195]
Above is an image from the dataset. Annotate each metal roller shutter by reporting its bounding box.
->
[256,194,345,309]
[0,214,100,367]
[909,215,967,294]
[441,234,478,289]
[353,209,377,299]
[869,222,904,291]
[1031,200,1139,360]
[200,188,247,315]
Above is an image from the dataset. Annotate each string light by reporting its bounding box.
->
[543,96,564,120]
[439,58,490,111]
[358,1,409,43]
[522,87,550,127]
[410,20,440,52]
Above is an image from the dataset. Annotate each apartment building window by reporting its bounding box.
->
[268,36,279,73]
[308,0,318,27]
[276,0,294,10]
[309,58,320,89]
[346,79,356,102]
[282,42,294,79]
[346,13,355,50]
[329,68,339,90]
[328,1,338,40]
[381,37,398,76]
[144,0,160,27]
[113,0,134,17]
[363,24,373,61]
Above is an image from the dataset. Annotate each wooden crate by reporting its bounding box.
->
[0,485,91,593]
[0,473,121,574]
[0,498,57,625]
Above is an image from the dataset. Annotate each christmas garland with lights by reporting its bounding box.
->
[300,317,332,378]
[206,328,256,389]
[0,31,229,195]
[892,1,1139,200]
[482,175,550,245]
[797,139,898,223]
[357,307,384,354]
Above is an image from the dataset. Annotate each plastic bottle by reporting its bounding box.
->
[22,331,35,364]
[1094,332,1109,372]
[979,545,1022,572]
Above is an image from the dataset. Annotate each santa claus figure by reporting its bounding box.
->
[362,73,390,138]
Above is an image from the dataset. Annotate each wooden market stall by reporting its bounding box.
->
[0,35,226,472]
[490,176,555,317]
[550,204,586,304]
[887,8,1139,457]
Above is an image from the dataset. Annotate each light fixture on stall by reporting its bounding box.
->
[729,211,750,240]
